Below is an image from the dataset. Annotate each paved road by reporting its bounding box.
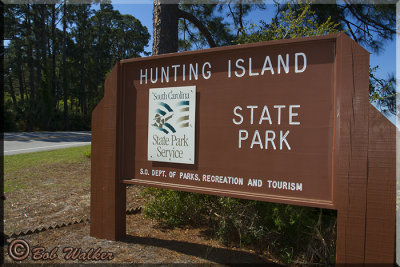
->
[4,131,91,155]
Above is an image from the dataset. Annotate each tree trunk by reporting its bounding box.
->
[7,74,18,112]
[34,5,47,94]
[80,8,87,116]
[63,1,69,130]
[17,52,25,106]
[152,1,178,55]
[152,2,217,55]
[26,5,35,102]
[26,4,35,131]
[51,4,57,108]
[98,4,105,97]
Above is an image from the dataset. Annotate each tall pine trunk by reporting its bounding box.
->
[79,8,87,117]
[26,5,35,101]
[63,1,69,130]
[51,4,57,111]
[17,51,25,106]
[7,74,18,112]
[26,4,35,130]
[152,1,178,55]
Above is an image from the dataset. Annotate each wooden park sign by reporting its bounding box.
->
[90,33,396,263]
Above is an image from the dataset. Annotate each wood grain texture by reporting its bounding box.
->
[364,105,396,263]
[334,34,370,263]
[90,62,126,241]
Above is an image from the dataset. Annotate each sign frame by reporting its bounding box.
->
[90,33,396,264]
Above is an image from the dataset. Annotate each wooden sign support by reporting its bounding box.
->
[90,34,396,263]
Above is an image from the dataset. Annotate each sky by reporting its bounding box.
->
[112,3,397,80]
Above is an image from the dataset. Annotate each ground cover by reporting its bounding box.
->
[3,146,278,265]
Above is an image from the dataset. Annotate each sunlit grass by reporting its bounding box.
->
[4,145,91,192]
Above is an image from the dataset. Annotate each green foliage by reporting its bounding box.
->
[295,3,396,53]
[236,3,340,44]
[369,66,397,115]
[142,188,208,227]
[4,3,150,131]
[142,188,336,264]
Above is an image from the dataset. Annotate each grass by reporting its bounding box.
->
[4,145,91,193]
[4,145,92,236]
[5,145,91,173]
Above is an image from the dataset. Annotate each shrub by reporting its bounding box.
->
[141,188,336,264]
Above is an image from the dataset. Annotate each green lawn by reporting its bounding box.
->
[4,145,91,193]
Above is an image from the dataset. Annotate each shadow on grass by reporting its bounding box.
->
[122,234,282,266]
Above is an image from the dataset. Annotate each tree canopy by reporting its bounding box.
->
[4,2,396,132]
[4,2,150,131]
[172,2,397,115]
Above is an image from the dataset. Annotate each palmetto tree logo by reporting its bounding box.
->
[152,101,191,134]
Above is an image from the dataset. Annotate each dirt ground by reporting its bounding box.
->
[4,212,280,265]
[3,158,281,265]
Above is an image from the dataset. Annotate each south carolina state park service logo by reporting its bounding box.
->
[152,101,191,134]
[148,86,196,164]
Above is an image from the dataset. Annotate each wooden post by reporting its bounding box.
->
[364,105,396,263]
[90,63,126,240]
[334,34,396,263]
[334,33,370,263]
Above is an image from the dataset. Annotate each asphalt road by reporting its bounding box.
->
[4,131,91,155]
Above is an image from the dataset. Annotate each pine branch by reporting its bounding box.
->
[177,8,217,48]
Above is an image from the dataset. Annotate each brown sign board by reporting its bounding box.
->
[90,33,396,264]
[121,36,335,208]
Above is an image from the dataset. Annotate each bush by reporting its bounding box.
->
[142,188,336,264]
[141,188,209,227]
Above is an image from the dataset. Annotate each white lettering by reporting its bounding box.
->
[190,63,198,80]
[238,130,248,149]
[247,105,258,124]
[295,52,307,73]
[150,67,158,83]
[289,105,301,125]
[259,105,272,125]
[274,105,285,125]
[161,67,169,83]
[249,58,259,76]
[278,54,289,74]
[265,130,276,150]
[202,62,212,79]
[235,58,246,77]
[250,130,263,149]
[280,130,291,150]
[171,65,180,82]
[261,56,274,75]
[140,68,147,84]
[233,106,243,125]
